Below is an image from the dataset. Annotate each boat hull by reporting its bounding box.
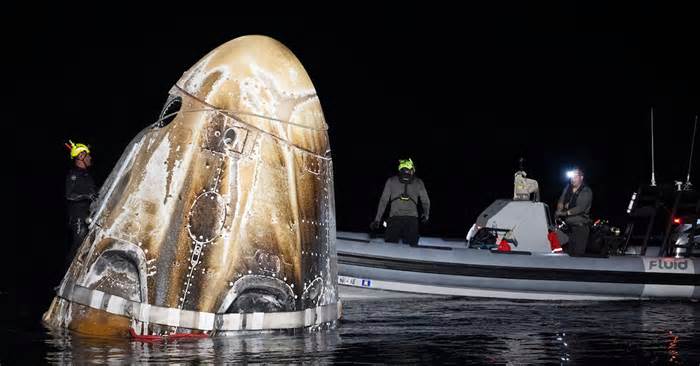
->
[337,232,700,300]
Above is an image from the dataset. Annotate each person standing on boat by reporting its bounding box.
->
[371,158,431,246]
[556,167,593,256]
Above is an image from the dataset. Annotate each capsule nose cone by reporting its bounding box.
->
[173,35,329,155]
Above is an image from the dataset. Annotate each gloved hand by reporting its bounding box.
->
[420,215,429,224]
[370,221,381,230]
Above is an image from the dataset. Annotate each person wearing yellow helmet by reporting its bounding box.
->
[64,140,97,266]
[66,140,91,159]
[371,158,431,246]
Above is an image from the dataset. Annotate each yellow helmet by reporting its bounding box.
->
[398,158,414,172]
[65,140,91,159]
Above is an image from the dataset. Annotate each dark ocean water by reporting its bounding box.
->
[3,290,700,365]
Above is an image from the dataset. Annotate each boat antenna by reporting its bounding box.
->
[650,107,657,187]
[684,115,698,190]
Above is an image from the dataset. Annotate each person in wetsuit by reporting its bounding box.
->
[64,140,97,266]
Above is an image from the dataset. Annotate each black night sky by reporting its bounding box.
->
[8,4,699,321]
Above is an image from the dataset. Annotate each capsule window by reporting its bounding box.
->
[223,128,236,147]
[223,126,248,154]
[155,95,182,128]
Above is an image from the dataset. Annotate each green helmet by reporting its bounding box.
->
[398,158,414,172]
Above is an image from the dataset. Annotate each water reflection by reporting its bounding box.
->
[640,303,695,365]
[45,328,341,364]
[28,297,700,364]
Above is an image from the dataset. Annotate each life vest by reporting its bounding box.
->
[563,184,587,211]
[390,181,418,207]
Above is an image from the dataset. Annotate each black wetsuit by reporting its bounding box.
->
[65,167,96,264]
